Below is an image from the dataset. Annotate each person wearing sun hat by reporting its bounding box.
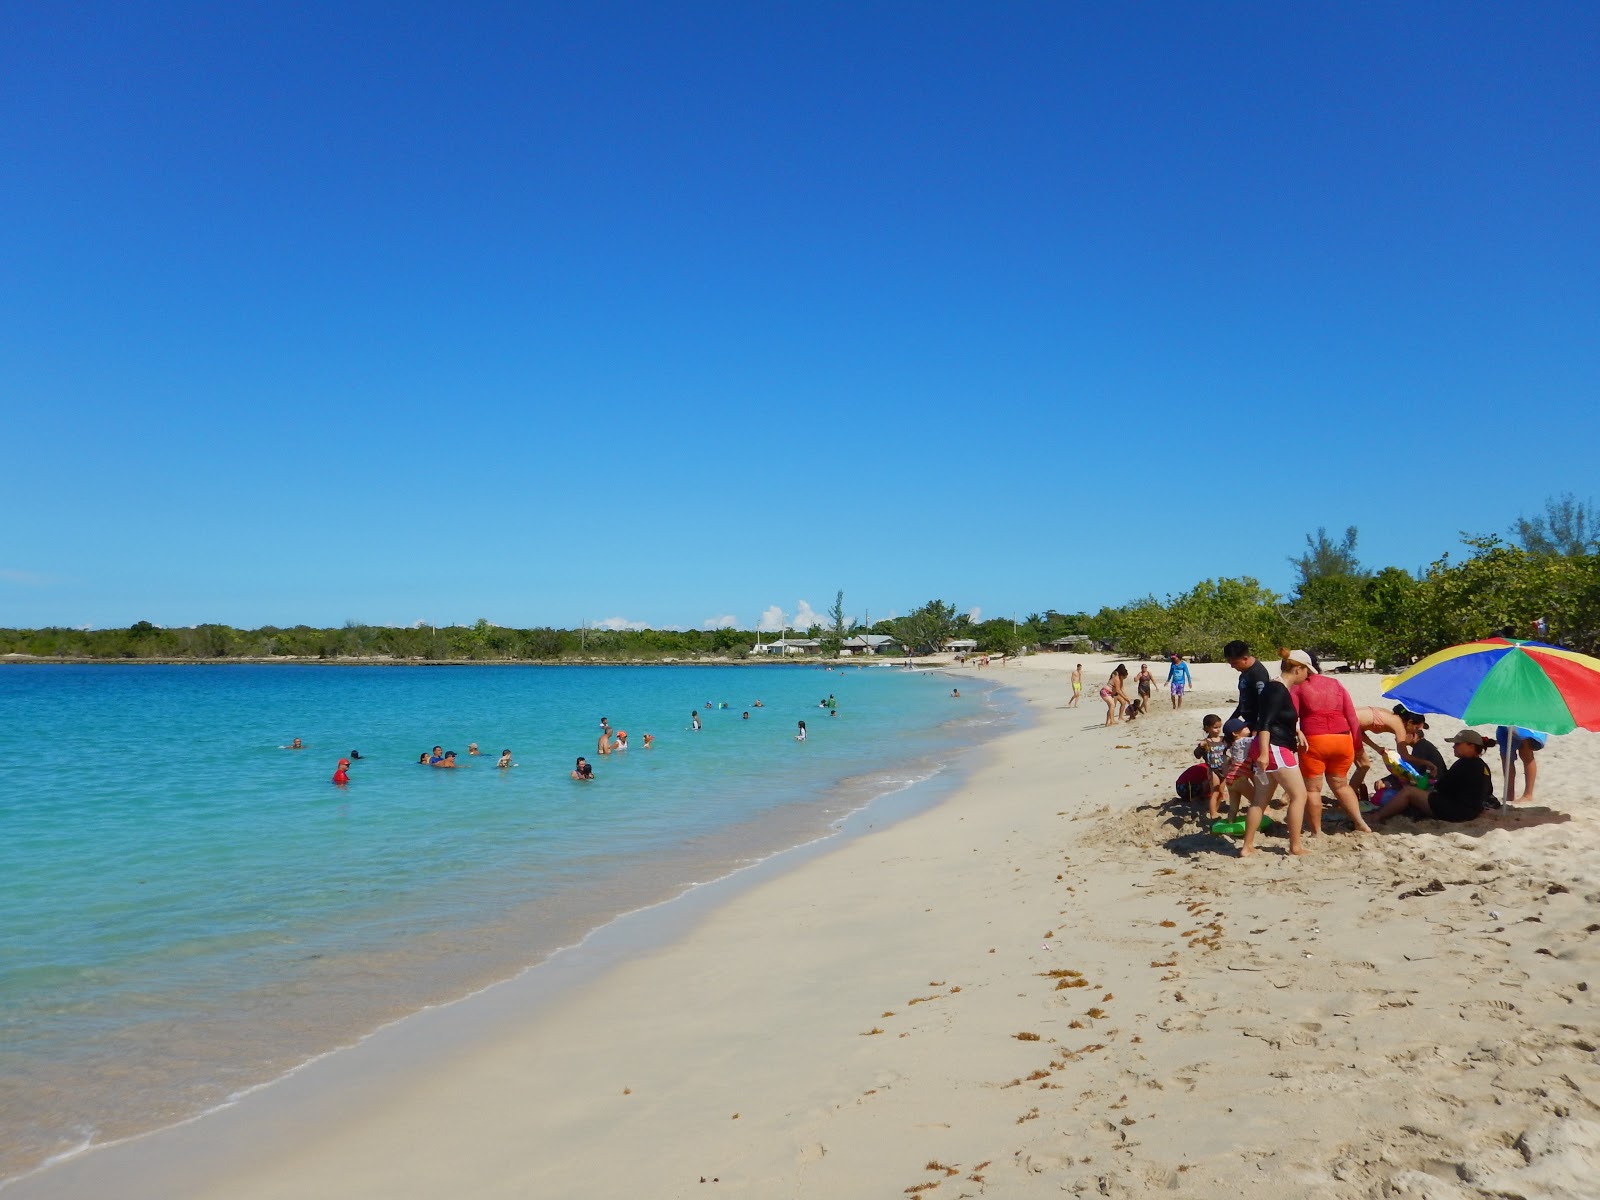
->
[1279,649,1371,834]
[1371,728,1495,825]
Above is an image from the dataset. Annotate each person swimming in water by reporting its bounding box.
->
[286,738,304,750]
[613,730,628,751]
[436,751,460,768]
[642,733,654,748]
[497,749,513,769]
[795,720,807,742]
[742,711,750,720]
[332,758,350,785]
[571,756,593,781]
[429,745,444,765]
[467,743,480,756]
[418,752,430,765]
[691,711,701,731]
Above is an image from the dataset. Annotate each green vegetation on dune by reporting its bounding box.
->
[5,498,1594,666]
[1084,497,1600,664]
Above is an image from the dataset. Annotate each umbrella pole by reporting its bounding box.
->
[1503,733,1515,809]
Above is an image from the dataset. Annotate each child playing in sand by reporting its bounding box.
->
[1220,718,1255,823]
[1194,714,1228,818]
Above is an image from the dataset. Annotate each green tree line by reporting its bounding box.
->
[0,619,767,662]
[1082,497,1600,665]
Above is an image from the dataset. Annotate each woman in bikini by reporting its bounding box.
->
[1100,665,1130,727]
[1348,705,1417,799]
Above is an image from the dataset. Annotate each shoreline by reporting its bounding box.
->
[11,655,1597,1198]
[2,668,1023,1195]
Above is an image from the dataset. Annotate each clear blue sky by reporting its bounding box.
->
[4,3,1596,631]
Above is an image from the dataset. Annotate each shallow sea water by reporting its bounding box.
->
[0,662,1012,1180]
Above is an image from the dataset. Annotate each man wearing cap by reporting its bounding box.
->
[1372,729,1495,825]
[332,758,351,786]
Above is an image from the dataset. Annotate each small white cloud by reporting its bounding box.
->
[967,606,983,623]
[792,600,823,630]
[595,616,650,631]
[702,614,738,630]
[0,568,60,587]
[757,605,787,633]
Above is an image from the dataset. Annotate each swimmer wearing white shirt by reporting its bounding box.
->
[795,720,807,742]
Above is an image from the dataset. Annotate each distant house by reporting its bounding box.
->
[841,634,900,656]
[749,637,820,656]
[1049,635,1093,652]
[945,638,979,654]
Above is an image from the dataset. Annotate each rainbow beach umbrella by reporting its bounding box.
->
[1383,638,1600,736]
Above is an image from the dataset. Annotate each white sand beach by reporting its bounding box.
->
[13,655,1600,1199]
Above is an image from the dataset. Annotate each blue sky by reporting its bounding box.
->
[3,3,1596,631]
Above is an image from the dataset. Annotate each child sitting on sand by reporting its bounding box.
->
[1193,714,1228,818]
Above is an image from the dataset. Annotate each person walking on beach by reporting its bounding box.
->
[1239,661,1310,858]
[1166,654,1192,709]
[1135,662,1156,712]
[1068,663,1082,708]
[1281,649,1371,834]
[1100,665,1130,726]
[1224,640,1271,730]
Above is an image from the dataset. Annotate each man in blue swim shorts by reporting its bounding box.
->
[1165,654,1192,709]
[1495,726,1546,804]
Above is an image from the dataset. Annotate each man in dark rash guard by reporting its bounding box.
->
[1224,640,1272,730]
[1239,659,1311,858]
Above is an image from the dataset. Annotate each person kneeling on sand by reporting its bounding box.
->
[1372,730,1494,824]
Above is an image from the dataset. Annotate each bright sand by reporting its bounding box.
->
[12,655,1599,1199]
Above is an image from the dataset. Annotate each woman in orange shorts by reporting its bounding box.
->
[1281,650,1371,834]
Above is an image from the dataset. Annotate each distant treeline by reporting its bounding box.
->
[1083,503,1600,665]
[0,620,761,662]
[0,610,1095,663]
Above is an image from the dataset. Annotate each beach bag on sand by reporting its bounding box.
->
[1175,763,1209,803]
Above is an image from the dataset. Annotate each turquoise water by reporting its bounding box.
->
[0,663,1008,1178]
